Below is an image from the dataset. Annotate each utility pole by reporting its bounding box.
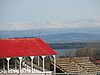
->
[39,28,40,38]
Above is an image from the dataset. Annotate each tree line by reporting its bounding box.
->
[48,42,100,59]
[48,42,100,49]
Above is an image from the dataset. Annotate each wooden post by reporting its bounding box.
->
[15,58,17,70]
[3,59,5,73]
[53,55,56,73]
[42,56,45,72]
[30,56,34,73]
[18,57,22,73]
[6,58,11,73]
[38,56,40,66]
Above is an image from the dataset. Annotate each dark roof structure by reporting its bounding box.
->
[0,38,56,58]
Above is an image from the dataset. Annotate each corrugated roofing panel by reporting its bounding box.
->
[0,38,56,58]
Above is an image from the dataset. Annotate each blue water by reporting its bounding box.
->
[54,49,77,57]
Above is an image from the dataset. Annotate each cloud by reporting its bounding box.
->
[44,16,100,29]
[0,23,41,31]
[0,16,100,31]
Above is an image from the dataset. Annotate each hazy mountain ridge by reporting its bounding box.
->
[0,29,100,43]
[41,33,100,43]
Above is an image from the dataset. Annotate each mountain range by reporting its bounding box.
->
[0,29,100,43]
[41,33,100,43]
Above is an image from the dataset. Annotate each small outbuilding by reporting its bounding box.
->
[0,37,57,74]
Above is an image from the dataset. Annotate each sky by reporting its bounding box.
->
[0,0,100,31]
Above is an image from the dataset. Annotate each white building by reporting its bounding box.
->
[0,38,57,75]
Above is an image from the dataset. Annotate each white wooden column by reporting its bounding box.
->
[42,56,45,72]
[53,55,56,73]
[18,57,22,73]
[30,56,34,73]
[3,59,5,73]
[38,56,40,66]
[6,58,11,73]
[15,58,17,70]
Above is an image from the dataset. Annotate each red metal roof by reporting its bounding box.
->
[95,60,100,63]
[0,38,56,58]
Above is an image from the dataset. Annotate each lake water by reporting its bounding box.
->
[54,49,77,57]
